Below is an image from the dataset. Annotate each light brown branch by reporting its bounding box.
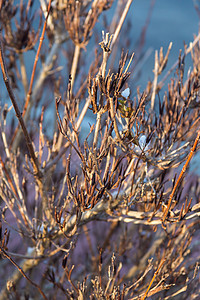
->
[163,130,200,222]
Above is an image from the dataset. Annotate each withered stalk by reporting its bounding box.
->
[163,130,200,222]
[111,0,134,49]
[23,0,52,115]
[0,39,41,177]
[159,31,200,89]
[142,258,165,300]
[151,50,158,110]
[70,44,81,92]
[0,247,47,300]
[10,0,52,149]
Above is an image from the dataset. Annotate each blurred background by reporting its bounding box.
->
[125,0,199,88]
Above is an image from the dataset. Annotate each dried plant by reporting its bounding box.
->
[0,0,200,299]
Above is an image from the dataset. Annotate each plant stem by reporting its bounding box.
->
[11,0,52,151]
[0,39,40,177]
[151,50,158,110]
[19,52,28,95]
[111,0,133,49]
[70,44,81,92]
[163,130,200,222]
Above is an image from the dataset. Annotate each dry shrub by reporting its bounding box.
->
[0,0,200,299]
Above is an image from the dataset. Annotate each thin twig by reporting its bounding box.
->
[10,0,52,150]
[109,97,123,143]
[0,39,41,177]
[158,31,200,89]
[93,111,102,149]
[151,50,158,110]
[111,0,134,49]
[70,44,81,92]
[163,130,200,222]
[19,52,28,95]
[0,247,47,300]
[0,154,19,199]
[24,0,52,115]
[45,97,91,171]
[141,258,165,300]
[0,35,50,218]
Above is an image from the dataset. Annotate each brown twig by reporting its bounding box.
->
[0,246,47,300]
[0,155,19,200]
[141,258,165,300]
[10,0,52,148]
[23,0,52,115]
[0,37,50,218]
[163,130,200,222]
[158,31,200,89]
[0,39,41,177]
